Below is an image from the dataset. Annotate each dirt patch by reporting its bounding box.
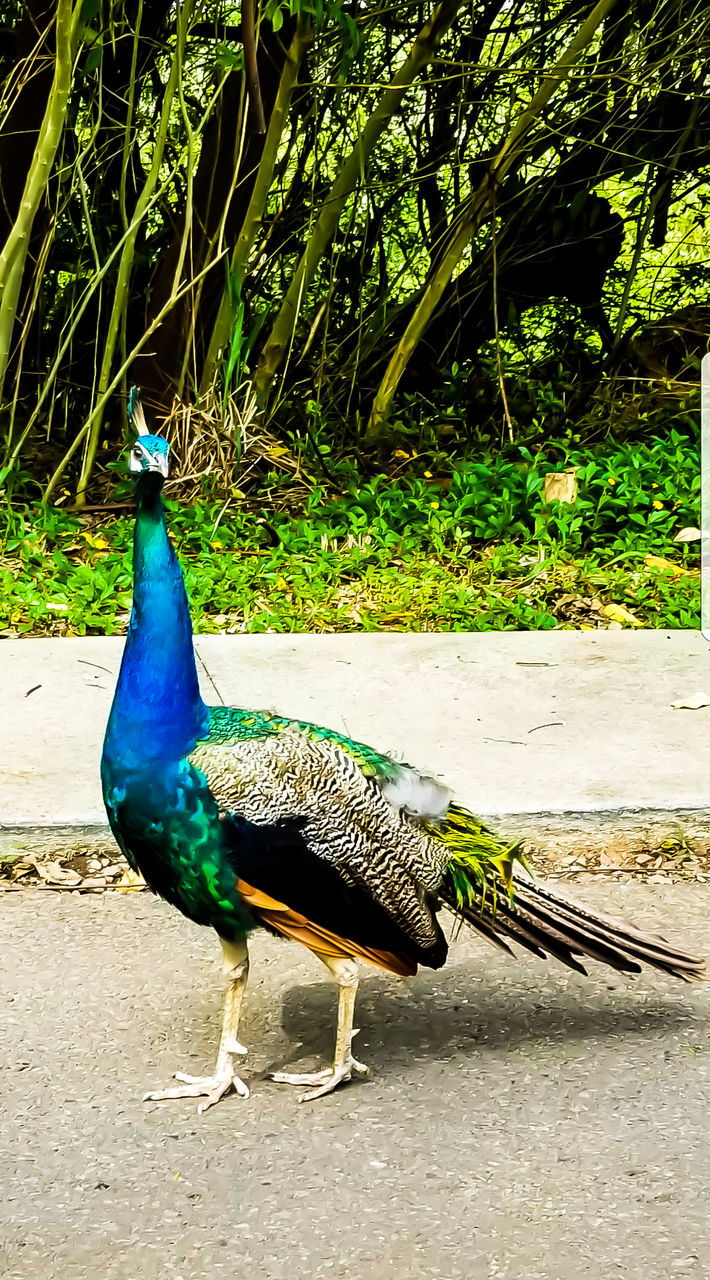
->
[528,835,709,883]
[0,849,145,892]
[2,826,709,894]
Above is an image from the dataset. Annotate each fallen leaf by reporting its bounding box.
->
[543,469,578,505]
[671,692,710,710]
[673,527,701,542]
[116,868,147,890]
[9,861,35,881]
[600,602,643,627]
[25,857,82,885]
[644,554,692,576]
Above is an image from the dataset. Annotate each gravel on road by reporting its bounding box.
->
[2,882,709,1280]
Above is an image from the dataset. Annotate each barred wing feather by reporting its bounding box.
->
[190,726,448,955]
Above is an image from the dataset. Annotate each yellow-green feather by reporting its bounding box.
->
[427,803,531,913]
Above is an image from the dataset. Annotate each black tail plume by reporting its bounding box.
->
[441,872,705,982]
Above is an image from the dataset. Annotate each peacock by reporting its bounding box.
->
[101,390,704,1110]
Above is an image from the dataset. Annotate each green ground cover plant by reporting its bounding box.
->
[0,432,698,636]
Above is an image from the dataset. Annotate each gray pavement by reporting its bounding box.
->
[2,881,709,1279]
[2,631,710,845]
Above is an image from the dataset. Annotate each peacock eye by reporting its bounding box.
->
[132,447,142,459]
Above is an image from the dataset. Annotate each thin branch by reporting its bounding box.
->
[242,0,265,134]
[366,0,622,440]
[43,251,226,502]
[253,0,468,404]
[490,193,513,444]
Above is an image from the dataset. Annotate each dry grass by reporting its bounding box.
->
[159,385,306,502]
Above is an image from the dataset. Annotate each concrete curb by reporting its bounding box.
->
[2,810,709,865]
[1,630,709,860]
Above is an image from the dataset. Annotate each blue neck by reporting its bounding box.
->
[104,478,208,769]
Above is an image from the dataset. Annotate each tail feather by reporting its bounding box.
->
[515,879,702,975]
[488,895,592,975]
[442,872,705,983]
[431,802,704,982]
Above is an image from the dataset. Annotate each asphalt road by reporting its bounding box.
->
[2,882,710,1280]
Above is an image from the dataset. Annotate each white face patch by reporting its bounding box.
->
[129,443,148,473]
[128,439,170,477]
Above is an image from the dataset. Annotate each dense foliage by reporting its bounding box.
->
[0,0,707,505]
[1,432,698,635]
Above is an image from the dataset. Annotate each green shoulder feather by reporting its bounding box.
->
[204,705,398,780]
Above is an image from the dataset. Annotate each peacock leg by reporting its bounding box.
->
[271,956,369,1102]
[143,937,250,1113]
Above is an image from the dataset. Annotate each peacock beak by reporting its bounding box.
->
[149,452,170,479]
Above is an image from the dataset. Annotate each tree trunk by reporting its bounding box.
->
[0,0,57,247]
[133,24,294,415]
[0,0,79,406]
[75,0,196,502]
[199,14,313,394]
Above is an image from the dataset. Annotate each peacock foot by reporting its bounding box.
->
[144,1044,250,1113]
[271,1055,369,1103]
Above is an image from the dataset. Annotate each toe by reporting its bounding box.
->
[196,1075,249,1113]
[297,1077,342,1103]
[143,1083,204,1101]
[197,1087,228,1115]
[271,1068,333,1087]
[297,1058,369,1103]
[143,1070,249,1107]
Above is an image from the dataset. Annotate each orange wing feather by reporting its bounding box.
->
[236,878,417,977]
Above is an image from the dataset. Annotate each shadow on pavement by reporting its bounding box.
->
[269,959,705,1074]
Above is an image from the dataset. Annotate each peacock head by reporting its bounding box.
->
[127,387,170,482]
